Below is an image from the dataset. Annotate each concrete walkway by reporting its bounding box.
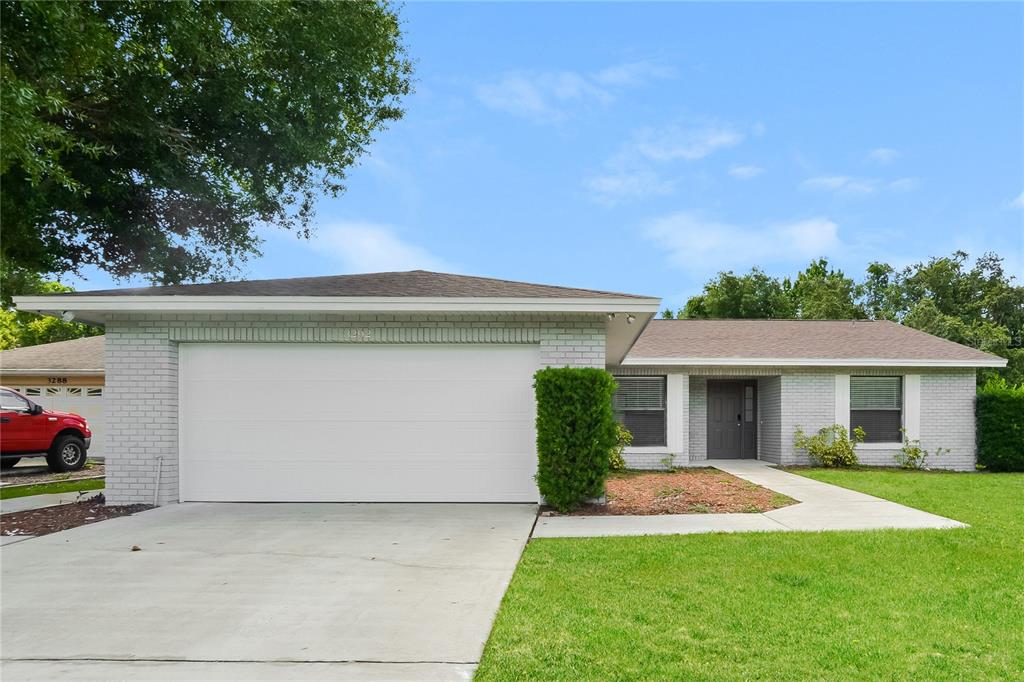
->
[0,489,104,514]
[533,460,966,538]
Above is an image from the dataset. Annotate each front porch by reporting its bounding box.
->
[614,371,783,469]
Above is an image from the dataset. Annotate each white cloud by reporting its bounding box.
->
[645,212,842,270]
[476,60,673,123]
[888,177,922,192]
[800,175,880,195]
[584,170,675,206]
[728,164,765,180]
[311,222,453,273]
[591,60,676,87]
[866,147,900,164]
[633,124,744,162]
[1010,191,1024,209]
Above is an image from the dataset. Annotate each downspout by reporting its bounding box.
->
[152,456,164,506]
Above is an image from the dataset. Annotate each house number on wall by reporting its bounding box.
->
[47,377,69,384]
[344,328,373,342]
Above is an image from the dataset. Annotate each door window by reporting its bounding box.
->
[0,389,32,412]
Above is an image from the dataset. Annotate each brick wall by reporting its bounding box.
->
[757,376,783,464]
[105,312,606,505]
[688,376,708,463]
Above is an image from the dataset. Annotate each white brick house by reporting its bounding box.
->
[15,271,1004,504]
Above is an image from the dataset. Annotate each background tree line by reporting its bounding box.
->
[661,252,1023,385]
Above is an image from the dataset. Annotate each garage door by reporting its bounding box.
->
[178,344,540,502]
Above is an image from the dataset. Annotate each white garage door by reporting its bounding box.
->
[178,344,540,502]
[17,386,106,459]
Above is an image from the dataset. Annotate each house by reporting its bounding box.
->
[13,270,1005,505]
[0,334,107,458]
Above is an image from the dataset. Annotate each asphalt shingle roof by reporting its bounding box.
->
[627,319,1002,363]
[0,335,105,372]
[58,270,652,299]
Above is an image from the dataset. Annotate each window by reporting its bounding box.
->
[613,376,666,447]
[744,385,755,422]
[850,376,902,443]
[46,387,61,396]
[0,389,31,412]
[67,387,82,396]
[86,388,103,397]
[23,387,41,397]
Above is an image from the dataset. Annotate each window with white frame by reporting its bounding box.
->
[613,376,666,447]
[850,376,902,443]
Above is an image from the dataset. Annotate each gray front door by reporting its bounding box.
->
[707,380,757,459]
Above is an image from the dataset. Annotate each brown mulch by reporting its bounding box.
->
[1,494,152,538]
[1,461,104,486]
[560,468,796,516]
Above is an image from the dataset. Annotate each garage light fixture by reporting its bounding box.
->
[626,314,636,324]
[607,312,616,321]
[61,310,75,322]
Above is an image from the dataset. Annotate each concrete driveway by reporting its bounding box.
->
[1,502,537,680]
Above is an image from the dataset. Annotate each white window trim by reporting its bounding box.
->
[836,373,920,448]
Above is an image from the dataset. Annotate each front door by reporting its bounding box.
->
[707,381,757,459]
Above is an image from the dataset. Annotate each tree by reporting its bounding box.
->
[1,1,412,288]
[0,275,102,350]
[679,268,795,319]
[789,258,864,320]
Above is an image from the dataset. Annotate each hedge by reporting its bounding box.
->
[976,378,1024,472]
[534,367,618,512]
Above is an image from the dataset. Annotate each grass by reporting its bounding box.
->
[476,470,1024,681]
[0,478,104,500]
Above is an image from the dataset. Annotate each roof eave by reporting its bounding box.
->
[0,368,105,376]
[619,356,1008,368]
[13,295,661,319]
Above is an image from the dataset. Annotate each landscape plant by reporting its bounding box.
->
[608,423,632,471]
[534,367,618,512]
[793,424,864,467]
[976,377,1024,471]
[893,429,948,470]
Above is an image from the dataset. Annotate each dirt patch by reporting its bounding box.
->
[1,494,151,537]
[1,461,104,486]
[557,468,796,516]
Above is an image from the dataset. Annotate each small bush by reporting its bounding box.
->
[609,423,632,471]
[534,367,618,512]
[976,377,1024,472]
[793,424,864,467]
[894,428,948,470]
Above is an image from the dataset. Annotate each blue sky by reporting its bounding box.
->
[72,2,1023,310]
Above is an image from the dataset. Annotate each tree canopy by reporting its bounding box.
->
[1,0,412,291]
[0,273,102,350]
[664,252,1023,384]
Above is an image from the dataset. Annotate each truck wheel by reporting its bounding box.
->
[47,435,87,472]
[1,457,21,469]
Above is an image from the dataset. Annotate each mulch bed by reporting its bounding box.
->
[558,468,796,516]
[1,461,105,486]
[1,494,152,537]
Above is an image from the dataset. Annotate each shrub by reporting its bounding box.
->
[893,428,949,470]
[609,424,632,472]
[534,367,619,512]
[976,377,1024,472]
[793,424,864,467]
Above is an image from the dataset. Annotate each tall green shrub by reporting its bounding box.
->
[976,377,1024,472]
[534,367,618,512]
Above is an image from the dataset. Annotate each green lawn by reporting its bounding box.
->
[476,470,1024,681]
[0,477,104,500]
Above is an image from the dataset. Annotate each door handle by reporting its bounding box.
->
[0,417,9,423]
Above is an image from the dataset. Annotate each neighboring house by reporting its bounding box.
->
[0,335,106,459]
[14,270,1004,505]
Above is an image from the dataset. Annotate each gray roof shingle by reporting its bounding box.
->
[627,319,1003,363]
[0,335,105,372]
[58,270,653,299]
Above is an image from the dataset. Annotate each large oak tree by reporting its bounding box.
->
[1,0,412,289]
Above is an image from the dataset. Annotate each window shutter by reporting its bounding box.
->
[850,376,902,410]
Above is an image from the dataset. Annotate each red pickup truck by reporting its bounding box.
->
[1,386,92,472]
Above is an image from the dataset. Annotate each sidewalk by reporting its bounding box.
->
[1,489,104,515]
[533,460,966,538]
